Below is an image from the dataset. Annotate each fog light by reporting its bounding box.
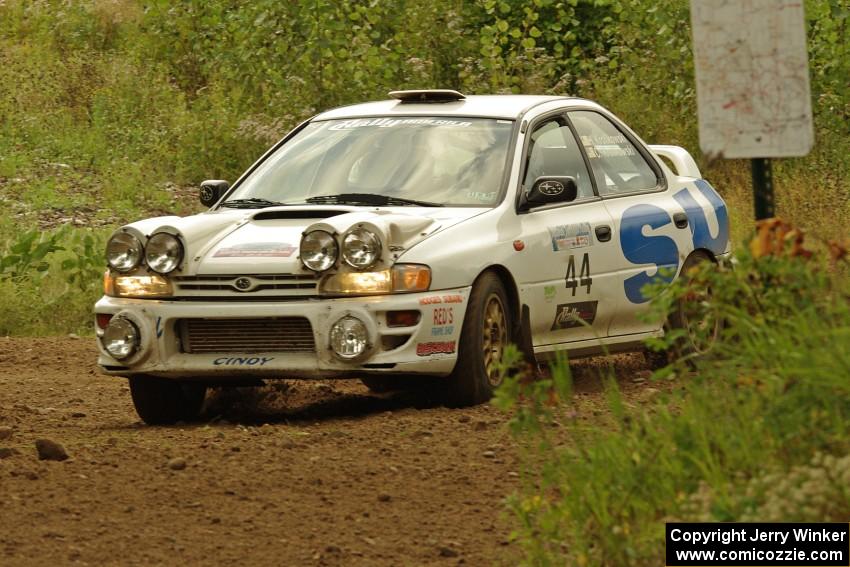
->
[102,317,139,360]
[329,316,368,360]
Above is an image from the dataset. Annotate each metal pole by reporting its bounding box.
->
[751,158,775,220]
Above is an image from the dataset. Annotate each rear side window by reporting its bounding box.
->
[569,111,659,196]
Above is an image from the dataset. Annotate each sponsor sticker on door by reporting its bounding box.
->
[548,223,592,251]
[551,301,598,330]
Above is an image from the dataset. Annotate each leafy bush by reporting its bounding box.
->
[496,225,850,565]
[0,227,107,335]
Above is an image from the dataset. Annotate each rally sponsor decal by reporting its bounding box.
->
[548,223,592,251]
[433,307,454,326]
[431,325,455,337]
[213,356,275,366]
[416,341,456,356]
[419,294,464,305]
[213,242,296,258]
[543,285,557,303]
[430,306,455,336]
[467,190,498,203]
[551,301,598,330]
[328,118,472,131]
[619,179,728,304]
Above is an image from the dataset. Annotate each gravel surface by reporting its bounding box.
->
[0,337,653,566]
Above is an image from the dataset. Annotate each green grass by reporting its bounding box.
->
[496,246,850,565]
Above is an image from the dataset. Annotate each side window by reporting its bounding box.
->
[523,117,595,200]
[568,111,659,196]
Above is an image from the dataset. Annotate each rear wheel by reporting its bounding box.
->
[445,273,512,407]
[129,375,207,425]
[664,251,720,365]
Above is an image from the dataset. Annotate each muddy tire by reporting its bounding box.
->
[668,250,720,362]
[129,375,207,425]
[445,272,512,407]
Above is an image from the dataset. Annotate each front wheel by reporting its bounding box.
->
[445,272,512,407]
[129,375,207,425]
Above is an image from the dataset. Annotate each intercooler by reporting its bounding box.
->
[177,317,317,354]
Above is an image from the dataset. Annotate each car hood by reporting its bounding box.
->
[124,205,488,275]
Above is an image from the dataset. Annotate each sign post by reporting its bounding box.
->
[690,0,813,221]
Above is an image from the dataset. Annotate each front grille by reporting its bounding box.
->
[173,274,318,297]
[178,317,316,354]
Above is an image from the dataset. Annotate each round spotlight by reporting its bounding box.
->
[329,316,368,360]
[102,317,139,360]
[145,233,183,274]
[342,227,381,269]
[106,232,143,273]
[300,230,338,272]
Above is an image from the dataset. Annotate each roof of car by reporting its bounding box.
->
[313,94,586,121]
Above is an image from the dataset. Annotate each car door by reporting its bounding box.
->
[567,110,697,336]
[513,114,621,346]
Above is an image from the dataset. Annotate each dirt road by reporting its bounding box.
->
[0,337,651,566]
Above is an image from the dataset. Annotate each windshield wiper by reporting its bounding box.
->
[220,197,286,209]
[304,193,443,207]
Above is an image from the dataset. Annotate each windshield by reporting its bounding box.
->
[225,117,514,207]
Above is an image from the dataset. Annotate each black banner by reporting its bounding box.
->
[666,523,849,566]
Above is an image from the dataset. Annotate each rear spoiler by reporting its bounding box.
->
[649,145,702,179]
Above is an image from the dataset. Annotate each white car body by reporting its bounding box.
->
[95,93,730,383]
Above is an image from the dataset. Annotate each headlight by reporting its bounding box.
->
[102,317,139,360]
[300,230,338,272]
[105,273,173,298]
[342,227,381,269]
[329,316,369,360]
[106,232,143,272]
[145,233,183,274]
[319,264,431,295]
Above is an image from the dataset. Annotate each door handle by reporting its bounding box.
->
[673,212,689,229]
[595,225,612,242]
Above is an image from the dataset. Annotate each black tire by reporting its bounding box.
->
[668,250,720,362]
[445,272,512,407]
[129,375,207,425]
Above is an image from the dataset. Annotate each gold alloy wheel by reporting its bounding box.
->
[482,293,508,387]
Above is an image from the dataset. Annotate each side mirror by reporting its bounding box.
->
[519,176,578,211]
[199,180,230,207]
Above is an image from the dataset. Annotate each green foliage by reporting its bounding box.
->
[0,228,66,280]
[500,250,850,565]
[0,227,107,335]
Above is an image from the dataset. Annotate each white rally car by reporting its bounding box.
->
[95,90,729,424]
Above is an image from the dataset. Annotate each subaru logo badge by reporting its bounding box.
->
[234,277,252,291]
[539,180,564,196]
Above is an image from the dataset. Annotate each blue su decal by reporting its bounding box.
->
[620,179,729,304]
[620,204,680,304]
[673,179,729,255]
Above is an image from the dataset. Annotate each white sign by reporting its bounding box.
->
[691,0,814,158]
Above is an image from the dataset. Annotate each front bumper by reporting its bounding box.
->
[94,287,471,380]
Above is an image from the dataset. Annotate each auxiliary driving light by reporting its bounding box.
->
[300,230,338,272]
[106,232,143,272]
[342,227,381,269]
[101,317,140,360]
[145,232,183,274]
[329,316,368,360]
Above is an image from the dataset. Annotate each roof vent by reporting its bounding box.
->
[388,89,466,103]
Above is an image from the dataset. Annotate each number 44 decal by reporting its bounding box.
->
[565,253,592,296]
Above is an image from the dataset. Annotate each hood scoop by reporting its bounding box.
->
[253,209,349,221]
